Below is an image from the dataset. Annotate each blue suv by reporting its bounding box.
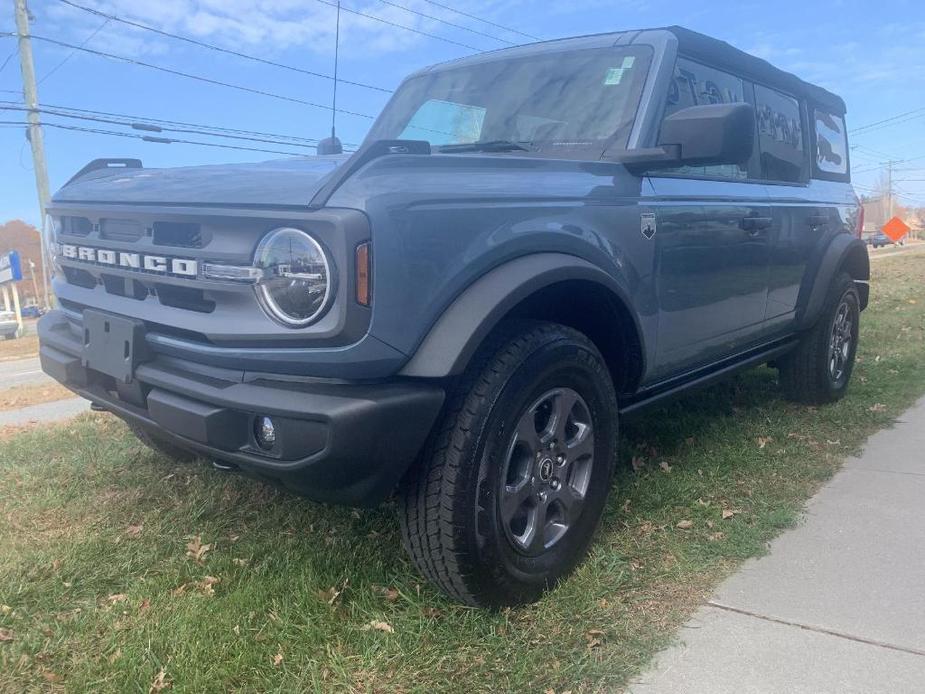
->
[39,26,867,606]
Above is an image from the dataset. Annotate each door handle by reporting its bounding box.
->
[740,216,772,233]
[807,214,828,228]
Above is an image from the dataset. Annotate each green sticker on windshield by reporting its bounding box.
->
[604,57,635,86]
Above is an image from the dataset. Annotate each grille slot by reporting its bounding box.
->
[62,266,97,288]
[61,216,93,236]
[100,218,145,242]
[153,221,204,248]
[156,284,215,313]
[101,274,149,301]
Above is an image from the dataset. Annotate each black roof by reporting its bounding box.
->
[667,26,846,114]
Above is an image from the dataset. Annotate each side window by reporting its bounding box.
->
[814,110,848,177]
[661,58,748,180]
[755,85,805,183]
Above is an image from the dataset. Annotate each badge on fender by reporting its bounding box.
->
[641,213,657,240]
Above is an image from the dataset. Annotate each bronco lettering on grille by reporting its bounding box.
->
[60,244,199,277]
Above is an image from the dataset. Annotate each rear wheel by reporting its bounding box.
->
[779,272,860,404]
[399,320,618,607]
[129,423,199,463]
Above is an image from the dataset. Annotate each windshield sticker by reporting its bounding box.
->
[603,57,636,86]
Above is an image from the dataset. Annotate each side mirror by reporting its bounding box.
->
[610,103,755,173]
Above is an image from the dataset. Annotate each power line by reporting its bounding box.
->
[0,103,323,149]
[8,99,326,144]
[375,0,515,44]
[313,0,482,51]
[2,32,378,119]
[37,17,109,85]
[0,118,315,156]
[54,0,393,94]
[419,0,541,40]
[852,106,925,135]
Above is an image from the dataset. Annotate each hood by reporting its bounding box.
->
[52,155,352,208]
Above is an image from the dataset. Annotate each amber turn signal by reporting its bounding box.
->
[355,242,371,306]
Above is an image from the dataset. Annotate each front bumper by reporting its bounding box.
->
[38,310,444,506]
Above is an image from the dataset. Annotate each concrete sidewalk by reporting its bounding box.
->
[4,356,51,387]
[0,397,90,427]
[632,398,925,694]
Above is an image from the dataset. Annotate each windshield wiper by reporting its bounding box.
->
[435,140,532,153]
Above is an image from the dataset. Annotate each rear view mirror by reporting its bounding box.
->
[611,102,755,173]
[659,103,755,167]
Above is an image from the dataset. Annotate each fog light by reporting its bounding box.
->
[255,416,277,450]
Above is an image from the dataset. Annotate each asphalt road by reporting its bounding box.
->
[4,356,50,387]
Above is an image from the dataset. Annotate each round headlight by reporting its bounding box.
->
[254,228,334,327]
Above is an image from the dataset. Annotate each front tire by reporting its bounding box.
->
[399,320,618,607]
[779,272,860,404]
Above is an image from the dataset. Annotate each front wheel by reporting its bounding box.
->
[399,320,618,608]
[779,272,860,404]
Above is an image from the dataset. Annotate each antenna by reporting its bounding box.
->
[317,1,344,155]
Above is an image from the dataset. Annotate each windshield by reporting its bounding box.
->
[366,46,653,158]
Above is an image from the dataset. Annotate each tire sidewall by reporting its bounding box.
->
[463,333,618,603]
[821,282,860,396]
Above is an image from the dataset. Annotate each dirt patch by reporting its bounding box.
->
[0,334,39,361]
[0,382,75,412]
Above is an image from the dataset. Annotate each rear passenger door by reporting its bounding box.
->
[648,59,772,378]
[753,84,816,327]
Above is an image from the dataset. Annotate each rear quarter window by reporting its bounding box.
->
[814,110,849,179]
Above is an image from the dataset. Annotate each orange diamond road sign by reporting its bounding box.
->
[882,216,911,243]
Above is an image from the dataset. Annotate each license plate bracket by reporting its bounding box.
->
[82,310,147,384]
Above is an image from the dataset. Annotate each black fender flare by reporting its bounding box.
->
[399,253,644,378]
[796,234,870,330]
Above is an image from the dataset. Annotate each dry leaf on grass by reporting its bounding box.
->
[106,594,128,605]
[0,627,13,641]
[869,403,887,412]
[185,535,212,564]
[273,652,283,667]
[125,524,143,538]
[232,558,248,567]
[630,455,645,471]
[149,668,170,693]
[42,672,63,683]
[361,620,394,634]
[585,629,605,649]
[721,509,740,520]
[676,520,694,530]
[659,461,672,473]
[757,436,773,449]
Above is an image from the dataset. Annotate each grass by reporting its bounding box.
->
[0,383,74,412]
[1,254,924,693]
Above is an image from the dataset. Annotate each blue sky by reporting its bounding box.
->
[2,0,924,227]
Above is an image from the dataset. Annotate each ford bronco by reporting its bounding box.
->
[39,26,867,607]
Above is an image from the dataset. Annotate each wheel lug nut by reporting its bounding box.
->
[556,454,566,465]
[550,479,561,491]
[537,491,548,502]
[548,440,556,450]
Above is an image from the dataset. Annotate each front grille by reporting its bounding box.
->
[100,218,146,242]
[153,221,204,248]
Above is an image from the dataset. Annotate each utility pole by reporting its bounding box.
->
[886,159,894,220]
[13,0,52,309]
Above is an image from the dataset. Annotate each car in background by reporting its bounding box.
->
[0,311,19,340]
[21,305,46,319]
[868,231,893,248]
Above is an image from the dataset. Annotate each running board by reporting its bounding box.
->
[618,339,798,416]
